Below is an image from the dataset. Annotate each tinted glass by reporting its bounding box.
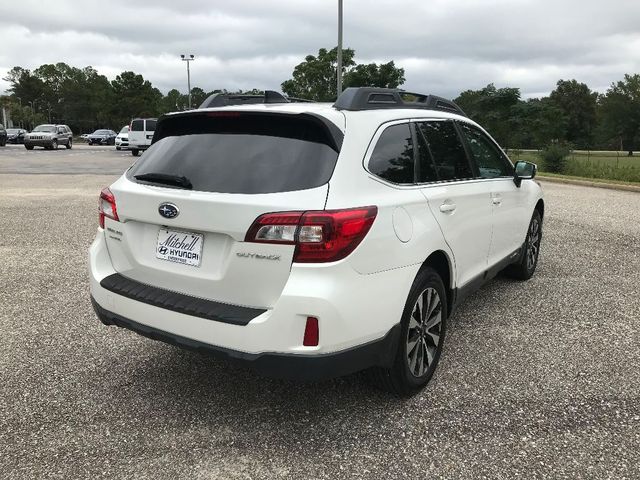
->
[368,123,415,184]
[415,128,439,183]
[458,123,512,178]
[129,113,339,194]
[131,120,143,131]
[417,121,473,181]
[146,120,157,131]
[120,126,129,133]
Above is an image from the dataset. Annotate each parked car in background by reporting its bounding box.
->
[128,118,157,156]
[115,126,129,150]
[0,124,6,146]
[88,129,117,146]
[81,133,90,140]
[24,124,73,150]
[6,128,28,144]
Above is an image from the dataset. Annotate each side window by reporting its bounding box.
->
[458,122,512,178]
[146,120,157,132]
[368,123,415,184]
[415,127,439,183]
[417,121,473,181]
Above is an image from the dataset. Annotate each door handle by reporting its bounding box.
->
[439,203,457,213]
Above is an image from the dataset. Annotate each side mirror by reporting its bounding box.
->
[513,161,537,187]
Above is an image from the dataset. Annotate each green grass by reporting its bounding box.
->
[509,150,640,183]
[535,172,640,187]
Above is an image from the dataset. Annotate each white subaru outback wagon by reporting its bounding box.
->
[89,88,543,395]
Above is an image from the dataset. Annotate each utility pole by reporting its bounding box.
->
[180,54,195,109]
[337,0,343,96]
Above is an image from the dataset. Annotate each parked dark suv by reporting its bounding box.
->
[24,124,73,150]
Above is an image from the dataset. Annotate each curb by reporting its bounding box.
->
[537,175,640,193]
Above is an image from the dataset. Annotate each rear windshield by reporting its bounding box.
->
[128,113,340,194]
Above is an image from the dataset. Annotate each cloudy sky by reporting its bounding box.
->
[1,0,639,99]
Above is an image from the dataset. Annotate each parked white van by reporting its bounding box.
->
[128,118,157,156]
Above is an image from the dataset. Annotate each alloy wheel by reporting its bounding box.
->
[406,287,443,377]
[526,217,540,271]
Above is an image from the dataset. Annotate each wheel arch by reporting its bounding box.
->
[418,250,454,318]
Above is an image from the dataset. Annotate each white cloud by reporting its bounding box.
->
[0,0,639,99]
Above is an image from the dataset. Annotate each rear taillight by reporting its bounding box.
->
[245,206,377,263]
[99,187,119,229]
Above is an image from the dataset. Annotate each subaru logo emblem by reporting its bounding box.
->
[158,203,179,219]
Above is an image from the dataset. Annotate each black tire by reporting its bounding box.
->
[0,139,6,147]
[131,149,139,157]
[116,146,121,151]
[51,139,58,150]
[369,267,448,396]
[66,138,72,149]
[505,209,542,281]
[25,145,34,150]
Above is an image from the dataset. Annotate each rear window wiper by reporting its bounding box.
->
[134,173,193,190]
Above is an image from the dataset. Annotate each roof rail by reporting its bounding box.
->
[333,87,466,116]
[198,90,314,109]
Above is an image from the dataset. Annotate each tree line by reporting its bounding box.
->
[1,47,639,153]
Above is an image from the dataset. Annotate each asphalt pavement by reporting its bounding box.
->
[1,146,639,479]
[0,143,135,174]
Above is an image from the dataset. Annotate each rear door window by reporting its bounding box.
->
[417,121,474,181]
[145,120,157,132]
[457,122,513,178]
[368,123,415,184]
[131,120,143,131]
[129,113,340,194]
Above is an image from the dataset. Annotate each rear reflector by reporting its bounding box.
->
[245,206,377,263]
[303,317,319,346]
[99,187,119,228]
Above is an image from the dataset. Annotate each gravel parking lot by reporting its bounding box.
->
[1,146,639,479]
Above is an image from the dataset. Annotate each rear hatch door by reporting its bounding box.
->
[104,110,342,309]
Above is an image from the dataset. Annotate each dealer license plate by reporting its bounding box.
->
[156,228,204,267]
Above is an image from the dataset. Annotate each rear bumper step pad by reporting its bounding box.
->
[99,273,266,326]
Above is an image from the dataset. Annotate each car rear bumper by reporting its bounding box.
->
[89,230,415,379]
[91,296,399,381]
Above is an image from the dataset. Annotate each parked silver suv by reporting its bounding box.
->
[24,124,73,150]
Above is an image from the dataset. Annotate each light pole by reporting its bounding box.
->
[336,0,343,96]
[180,54,195,109]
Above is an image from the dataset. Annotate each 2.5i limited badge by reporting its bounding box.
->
[156,229,204,267]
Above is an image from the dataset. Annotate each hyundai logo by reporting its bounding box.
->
[158,203,179,219]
